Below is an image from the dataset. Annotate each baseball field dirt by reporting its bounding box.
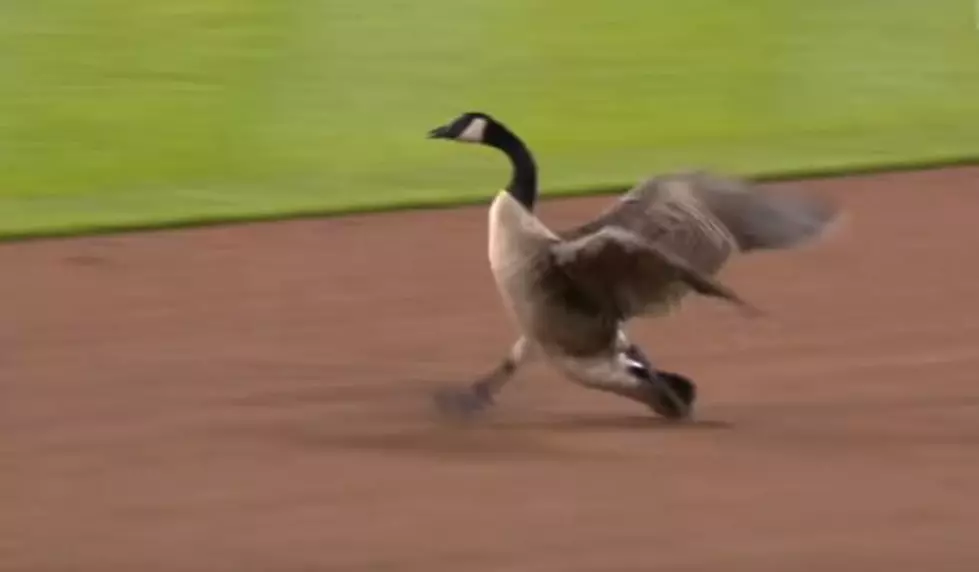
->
[4,166,979,571]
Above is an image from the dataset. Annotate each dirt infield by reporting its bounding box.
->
[4,167,979,571]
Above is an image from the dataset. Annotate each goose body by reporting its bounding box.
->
[487,190,620,357]
[427,112,841,419]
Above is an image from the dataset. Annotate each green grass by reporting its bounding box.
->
[1,0,978,238]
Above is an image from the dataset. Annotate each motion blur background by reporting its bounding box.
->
[2,0,977,237]
[6,4,979,571]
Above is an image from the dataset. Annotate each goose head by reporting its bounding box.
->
[427,111,539,210]
[426,111,503,146]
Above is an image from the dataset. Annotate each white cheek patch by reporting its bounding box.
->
[457,117,487,142]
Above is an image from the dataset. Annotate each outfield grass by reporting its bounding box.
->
[1,0,978,237]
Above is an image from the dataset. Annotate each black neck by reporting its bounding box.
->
[488,127,538,211]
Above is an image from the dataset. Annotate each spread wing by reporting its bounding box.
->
[550,226,761,319]
[625,172,841,252]
[549,171,841,319]
[560,171,842,254]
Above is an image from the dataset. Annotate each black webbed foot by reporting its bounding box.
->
[432,383,494,421]
[645,370,697,420]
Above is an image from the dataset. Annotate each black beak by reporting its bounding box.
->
[427,125,451,139]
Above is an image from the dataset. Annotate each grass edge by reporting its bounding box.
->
[3,155,978,244]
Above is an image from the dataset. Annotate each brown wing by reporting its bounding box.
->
[559,171,842,253]
[557,174,736,279]
[625,172,841,251]
[550,226,760,319]
[548,171,839,319]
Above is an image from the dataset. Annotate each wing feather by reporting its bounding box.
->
[549,171,841,320]
[550,226,760,319]
[560,171,841,253]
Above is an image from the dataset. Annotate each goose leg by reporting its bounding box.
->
[621,344,697,420]
[433,336,536,418]
[556,341,696,420]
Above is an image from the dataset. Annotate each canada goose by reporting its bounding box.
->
[426,111,841,420]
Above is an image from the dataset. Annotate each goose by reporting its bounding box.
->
[426,111,841,420]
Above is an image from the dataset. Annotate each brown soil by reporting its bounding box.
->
[4,167,979,572]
